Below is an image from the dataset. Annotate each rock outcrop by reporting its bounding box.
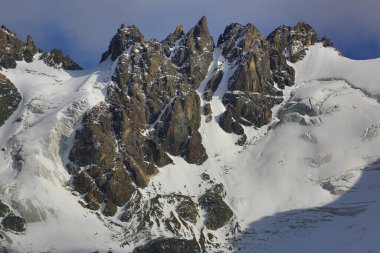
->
[0,25,81,70]
[0,73,22,126]
[100,24,146,62]
[164,16,214,88]
[0,200,26,233]
[0,25,30,69]
[133,238,201,253]
[199,184,233,230]
[267,22,318,63]
[69,17,212,213]
[40,48,82,70]
[215,23,285,143]
[1,213,26,232]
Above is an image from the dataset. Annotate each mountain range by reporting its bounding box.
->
[0,17,380,252]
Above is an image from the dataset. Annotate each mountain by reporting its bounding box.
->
[0,17,379,252]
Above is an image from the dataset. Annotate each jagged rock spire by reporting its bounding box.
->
[23,34,38,63]
[100,24,146,62]
[169,16,214,88]
[0,25,26,68]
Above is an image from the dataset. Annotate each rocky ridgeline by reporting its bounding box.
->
[0,25,38,69]
[0,25,82,70]
[0,25,82,128]
[0,19,330,251]
[65,17,324,250]
[267,22,318,63]
[0,25,84,159]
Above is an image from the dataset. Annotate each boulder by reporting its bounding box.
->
[1,213,26,232]
[199,185,233,230]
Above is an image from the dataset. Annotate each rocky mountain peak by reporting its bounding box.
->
[0,25,81,70]
[175,24,184,33]
[217,23,244,46]
[268,22,318,62]
[169,16,214,87]
[100,24,146,62]
[25,35,37,53]
[162,25,185,54]
[0,25,17,37]
[40,48,82,70]
[0,25,28,68]
[293,22,316,35]
[217,23,265,63]
[192,16,212,41]
[24,34,38,63]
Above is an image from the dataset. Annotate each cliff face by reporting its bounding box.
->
[0,73,21,127]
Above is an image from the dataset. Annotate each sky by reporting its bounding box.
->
[1,0,379,68]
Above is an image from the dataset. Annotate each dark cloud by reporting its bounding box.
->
[1,0,379,68]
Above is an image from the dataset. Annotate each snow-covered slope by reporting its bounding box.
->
[0,56,125,252]
[232,44,380,252]
[294,44,380,97]
[0,33,380,253]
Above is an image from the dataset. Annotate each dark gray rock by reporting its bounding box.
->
[133,238,201,253]
[0,26,25,69]
[0,26,51,69]
[69,103,136,209]
[0,74,22,127]
[203,103,212,116]
[156,90,207,165]
[269,48,295,89]
[67,20,330,236]
[222,92,280,128]
[204,69,223,101]
[1,213,26,232]
[176,197,199,224]
[100,24,145,62]
[40,48,82,70]
[0,201,10,217]
[214,23,284,133]
[219,108,244,135]
[320,36,334,48]
[268,22,318,63]
[23,35,38,63]
[168,16,214,88]
[199,185,233,230]
[162,25,185,58]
